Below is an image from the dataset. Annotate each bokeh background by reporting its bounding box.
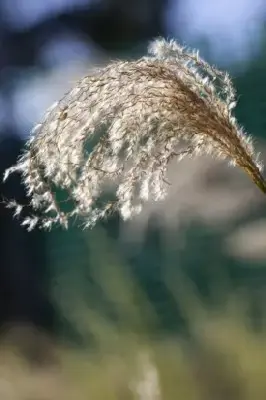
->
[1,0,266,398]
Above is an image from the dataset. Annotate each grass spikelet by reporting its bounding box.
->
[3,37,266,230]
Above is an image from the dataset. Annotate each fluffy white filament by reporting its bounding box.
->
[3,38,265,230]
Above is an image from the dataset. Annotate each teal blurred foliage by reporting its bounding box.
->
[47,36,266,341]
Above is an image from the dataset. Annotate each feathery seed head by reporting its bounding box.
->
[3,38,266,230]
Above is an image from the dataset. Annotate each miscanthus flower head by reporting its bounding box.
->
[3,38,266,230]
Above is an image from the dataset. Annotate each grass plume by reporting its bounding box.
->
[3,38,266,230]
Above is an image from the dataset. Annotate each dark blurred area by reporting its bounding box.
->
[1,0,266,355]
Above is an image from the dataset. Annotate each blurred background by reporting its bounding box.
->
[1,0,266,398]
